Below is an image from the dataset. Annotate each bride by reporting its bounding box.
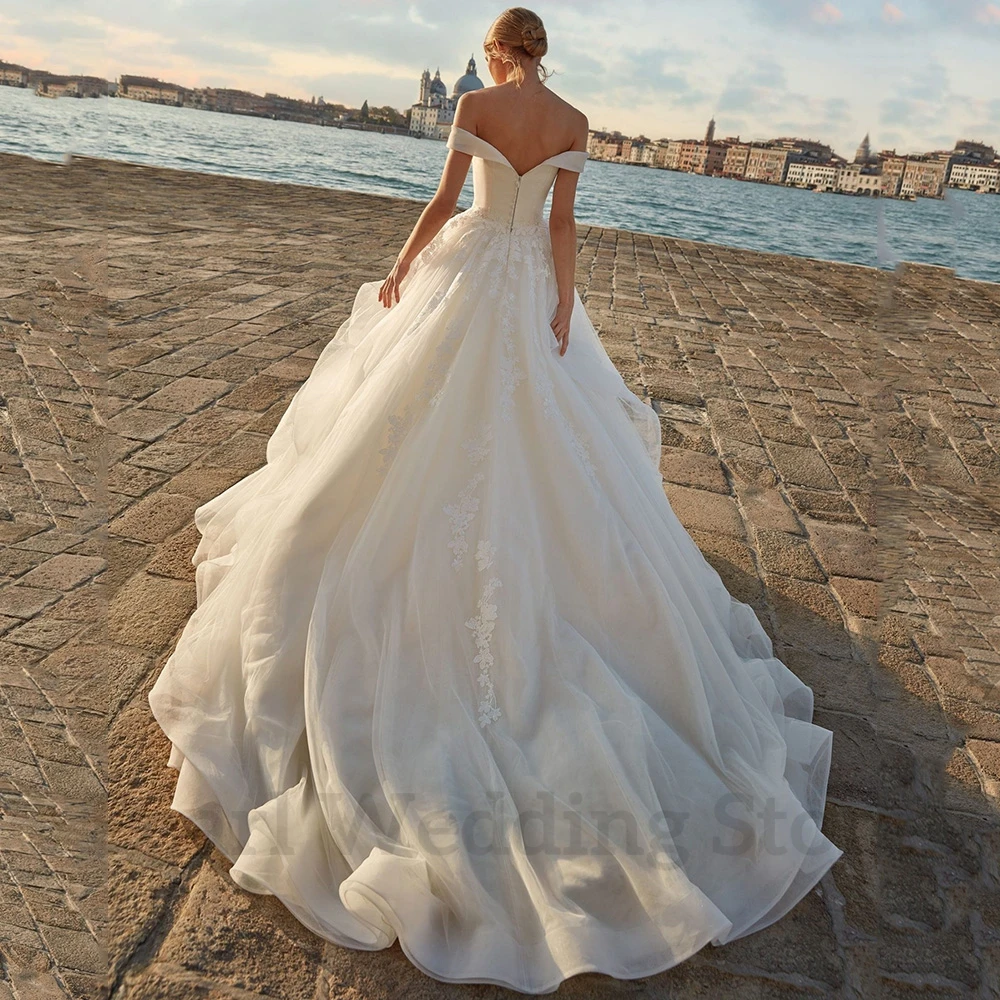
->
[147,6,843,993]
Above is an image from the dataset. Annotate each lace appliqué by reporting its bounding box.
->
[463,423,493,464]
[475,539,496,572]
[497,258,524,423]
[467,572,502,727]
[378,406,413,474]
[444,472,484,570]
[571,431,599,485]
[424,320,464,408]
[499,331,524,423]
[535,357,557,419]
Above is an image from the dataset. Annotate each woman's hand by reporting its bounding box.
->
[551,298,572,356]
[378,255,410,309]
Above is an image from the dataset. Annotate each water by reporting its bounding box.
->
[1,86,997,282]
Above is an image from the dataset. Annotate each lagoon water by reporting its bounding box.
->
[1,86,996,282]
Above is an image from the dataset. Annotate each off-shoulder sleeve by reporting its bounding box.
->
[446,125,484,157]
[548,150,588,174]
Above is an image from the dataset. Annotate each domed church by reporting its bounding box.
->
[453,57,484,97]
[409,57,484,139]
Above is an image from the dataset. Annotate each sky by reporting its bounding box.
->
[0,0,998,158]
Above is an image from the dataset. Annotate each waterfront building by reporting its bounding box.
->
[786,160,839,191]
[745,145,790,184]
[836,162,883,195]
[948,160,1000,192]
[409,58,483,139]
[34,75,73,98]
[640,142,661,165]
[118,75,185,105]
[189,88,262,114]
[647,142,672,167]
[722,142,751,178]
[900,156,948,198]
[679,140,704,173]
[951,139,996,164]
[664,139,684,170]
[626,138,649,162]
[946,140,999,191]
[878,152,907,197]
[0,62,28,87]
[701,142,729,175]
[32,75,106,98]
[586,131,626,160]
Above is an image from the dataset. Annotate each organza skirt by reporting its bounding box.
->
[148,206,843,993]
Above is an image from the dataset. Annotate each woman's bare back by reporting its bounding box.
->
[456,84,588,176]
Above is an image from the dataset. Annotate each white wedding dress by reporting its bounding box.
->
[147,124,843,993]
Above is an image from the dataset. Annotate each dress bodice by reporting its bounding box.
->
[446,125,587,230]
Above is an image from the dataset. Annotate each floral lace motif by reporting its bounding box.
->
[378,406,413,475]
[571,431,599,485]
[424,319,464,408]
[463,423,493,465]
[444,472,484,570]
[475,539,496,572]
[535,357,557,419]
[466,571,502,727]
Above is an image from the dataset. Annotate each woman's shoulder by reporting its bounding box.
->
[551,99,588,150]
[543,89,589,142]
[546,88,587,121]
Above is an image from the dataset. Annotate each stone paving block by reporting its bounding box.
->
[4,619,87,653]
[17,556,105,594]
[0,587,63,621]
[143,524,200,583]
[106,573,195,652]
[215,375,290,413]
[108,705,203,868]
[805,518,880,581]
[156,862,324,1000]
[764,441,840,490]
[753,528,826,582]
[106,409,185,445]
[659,447,730,493]
[109,494,199,545]
[140,377,231,415]
[663,483,745,537]
[107,848,184,984]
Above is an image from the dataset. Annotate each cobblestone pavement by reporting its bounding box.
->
[1,152,998,999]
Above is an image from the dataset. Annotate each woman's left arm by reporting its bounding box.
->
[379,100,475,308]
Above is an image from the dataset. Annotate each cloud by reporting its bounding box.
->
[715,60,857,150]
[169,38,269,69]
[976,4,1000,23]
[877,61,998,153]
[6,14,107,42]
[812,3,843,24]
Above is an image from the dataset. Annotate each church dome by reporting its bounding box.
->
[452,56,484,97]
[430,69,447,98]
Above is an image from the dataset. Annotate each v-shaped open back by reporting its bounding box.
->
[447,125,588,178]
[446,124,587,230]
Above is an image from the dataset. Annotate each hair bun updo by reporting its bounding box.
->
[520,23,548,58]
[484,7,552,86]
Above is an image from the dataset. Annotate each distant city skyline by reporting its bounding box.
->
[1,0,998,157]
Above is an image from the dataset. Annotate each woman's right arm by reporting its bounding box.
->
[378,96,477,308]
[548,113,589,355]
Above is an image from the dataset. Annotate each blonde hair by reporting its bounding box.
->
[484,7,552,87]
